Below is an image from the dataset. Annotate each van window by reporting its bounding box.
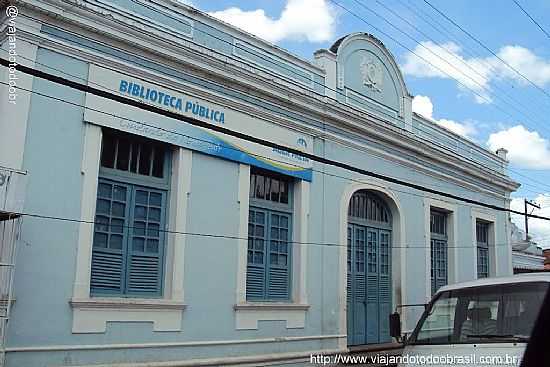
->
[409,282,548,345]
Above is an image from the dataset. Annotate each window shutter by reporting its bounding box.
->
[90,180,129,295]
[125,186,166,296]
[378,230,391,342]
[247,208,267,300]
[346,225,354,342]
[354,226,367,344]
[365,228,378,343]
[266,212,291,300]
[431,239,448,294]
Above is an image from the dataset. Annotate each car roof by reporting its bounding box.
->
[437,273,550,293]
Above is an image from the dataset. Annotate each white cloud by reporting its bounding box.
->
[411,95,433,119]
[412,95,477,138]
[437,119,477,138]
[208,0,336,43]
[496,45,550,87]
[401,42,550,103]
[511,195,550,248]
[402,42,493,104]
[487,125,550,169]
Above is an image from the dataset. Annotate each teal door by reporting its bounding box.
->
[347,192,392,346]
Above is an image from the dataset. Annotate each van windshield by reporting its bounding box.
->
[408,281,548,345]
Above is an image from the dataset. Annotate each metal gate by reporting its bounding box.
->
[0,168,26,366]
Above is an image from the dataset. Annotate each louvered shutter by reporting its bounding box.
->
[378,230,391,342]
[436,239,448,291]
[266,212,291,300]
[346,225,354,344]
[125,186,166,296]
[354,225,367,344]
[431,239,448,294]
[246,208,267,300]
[90,180,130,295]
[365,228,379,344]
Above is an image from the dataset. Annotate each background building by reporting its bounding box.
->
[510,222,545,273]
[0,0,519,366]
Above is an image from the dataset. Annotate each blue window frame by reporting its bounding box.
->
[476,221,490,278]
[430,210,448,295]
[246,169,293,301]
[91,129,171,297]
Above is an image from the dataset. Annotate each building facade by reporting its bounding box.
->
[0,0,519,366]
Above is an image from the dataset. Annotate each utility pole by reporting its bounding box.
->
[524,199,541,241]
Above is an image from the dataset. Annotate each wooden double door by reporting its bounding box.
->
[346,223,392,346]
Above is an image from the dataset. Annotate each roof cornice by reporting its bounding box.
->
[14,0,520,196]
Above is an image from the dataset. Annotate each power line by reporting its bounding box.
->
[329,0,550,142]
[422,0,550,100]
[141,0,550,137]
[3,79,510,199]
[16,9,547,185]
[2,58,546,221]
[5,50,550,197]
[20,2,548,171]
[325,1,550,194]
[15,211,535,249]
[512,0,550,40]
[398,0,542,111]
[0,39,508,177]
[3,75,528,204]
[371,0,549,128]
[1,72,549,246]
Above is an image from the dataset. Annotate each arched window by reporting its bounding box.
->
[348,191,391,225]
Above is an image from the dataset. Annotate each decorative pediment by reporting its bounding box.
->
[330,33,410,117]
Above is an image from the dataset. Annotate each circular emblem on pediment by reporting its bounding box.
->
[360,55,383,93]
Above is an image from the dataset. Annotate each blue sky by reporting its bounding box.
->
[191,0,550,245]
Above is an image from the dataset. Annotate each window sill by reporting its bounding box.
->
[69,298,186,333]
[234,302,310,330]
[234,302,310,311]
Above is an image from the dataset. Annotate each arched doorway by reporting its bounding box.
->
[347,190,392,346]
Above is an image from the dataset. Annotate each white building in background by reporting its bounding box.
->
[511,222,545,273]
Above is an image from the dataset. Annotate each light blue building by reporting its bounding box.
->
[0,0,519,366]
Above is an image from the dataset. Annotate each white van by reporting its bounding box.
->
[390,274,550,367]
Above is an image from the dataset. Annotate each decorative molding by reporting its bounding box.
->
[70,302,185,333]
[235,169,310,320]
[16,17,516,195]
[4,347,347,366]
[345,89,400,124]
[338,182,407,347]
[234,303,310,330]
[233,39,315,89]
[424,198,458,298]
[17,1,517,197]
[69,298,187,310]
[72,123,102,300]
[234,303,310,311]
[333,33,410,97]
[5,334,344,352]
[472,210,497,279]
[165,148,192,302]
[70,125,190,333]
[236,164,250,304]
[293,180,310,304]
[360,54,383,93]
